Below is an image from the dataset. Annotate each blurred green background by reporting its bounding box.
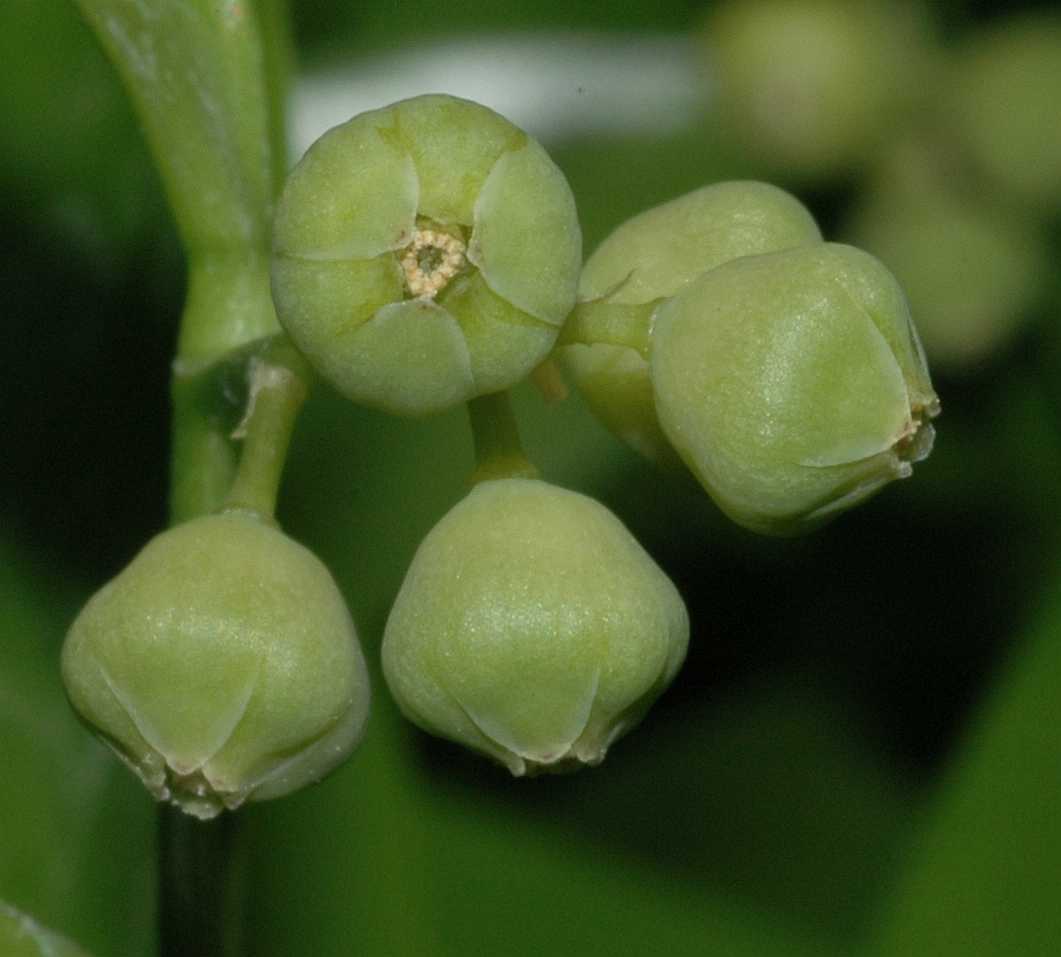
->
[3,0,1061,954]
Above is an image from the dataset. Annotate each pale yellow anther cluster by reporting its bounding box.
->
[400,228,467,299]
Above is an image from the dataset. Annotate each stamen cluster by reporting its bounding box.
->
[400,228,466,298]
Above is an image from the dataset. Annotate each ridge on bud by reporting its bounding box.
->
[271,93,581,417]
[381,478,688,774]
[61,512,370,819]
[651,242,940,536]
[561,181,821,467]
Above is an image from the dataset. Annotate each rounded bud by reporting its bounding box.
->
[382,478,688,775]
[651,243,939,536]
[61,512,370,819]
[561,181,821,467]
[271,94,581,416]
[948,15,1061,209]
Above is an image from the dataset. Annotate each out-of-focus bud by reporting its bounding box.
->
[651,243,939,536]
[382,478,688,775]
[561,181,821,467]
[948,14,1061,209]
[847,140,1048,373]
[62,513,370,819]
[703,0,934,181]
[271,93,581,416]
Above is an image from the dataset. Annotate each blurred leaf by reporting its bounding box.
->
[549,676,916,942]
[0,535,156,957]
[870,559,1061,955]
[0,900,93,957]
[242,704,838,957]
[0,0,159,266]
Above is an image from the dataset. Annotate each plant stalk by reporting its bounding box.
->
[158,807,248,957]
[466,391,539,484]
[558,297,659,357]
[222,340,311,519]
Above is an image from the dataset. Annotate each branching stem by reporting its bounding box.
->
[558,297,660,357]
[223,339,311,519]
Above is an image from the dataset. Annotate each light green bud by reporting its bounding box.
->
[271,94,581,416]
[948,14,1061,208]
[382,478,688,775]
[61,513,369,819]
[651,243,939,536]
[561,181,821,467]
[705,0,933,179]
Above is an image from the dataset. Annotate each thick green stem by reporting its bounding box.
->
[255,0,297,188]
[169,386,239,526]
[75,1,292,952]
[558,297,660,357]
[169,257,282,524]
[466,391,539,484]
[180,252,280,362]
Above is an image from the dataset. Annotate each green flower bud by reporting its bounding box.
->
[382,478,688,774]
[271,94,581,416]
[61,512,369,819]
[651,243,939,536]
[704,0,933,179]
[949,15,1061,209]
[561,181,821,467]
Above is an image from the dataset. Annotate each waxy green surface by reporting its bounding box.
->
[62,512,370,819]
[652,243,939,536]
[562,181,821,467]
[272,94,581,416]
[382,478,688,774]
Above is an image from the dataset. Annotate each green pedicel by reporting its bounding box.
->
[561,181,821,467]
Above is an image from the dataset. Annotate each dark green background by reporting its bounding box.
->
[2,1,1060,954]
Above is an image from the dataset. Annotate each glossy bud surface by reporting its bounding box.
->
[382,478,688,775]
[62,512,370,819]
[652,243,939,536]
[562,181,821,466]
[272,94,581,416]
